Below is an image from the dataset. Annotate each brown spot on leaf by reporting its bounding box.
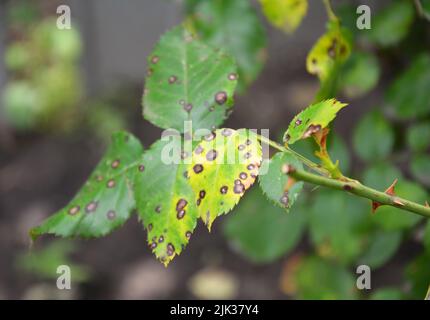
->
[68,206,80,216]
[111,159,120,169]
[167,243,175,256]
[220,186,228,194]
[280,192,289,207]
[206,149,218,161]
[107,210,116,220]
[233,182,245,194]
[138,165,145,172]
[193,164,203,174]
[168,75,177,84]
[85,201,98,213]
[239,172,247,180]
[107,179,115,188]
[155,205,161,213]
[303,124,322,139]
[215,91,228,105]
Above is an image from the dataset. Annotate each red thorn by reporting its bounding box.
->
[372,201,381,213]
[384,179,398,196]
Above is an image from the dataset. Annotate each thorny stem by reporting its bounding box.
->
[285,166,430,219]
[256,134,330,176]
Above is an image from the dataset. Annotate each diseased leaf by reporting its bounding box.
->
[283,98,348,145]
[134,137,198,266]
[188,128,262,229]
[366,0,414,47]
[31,132,144,239]
[143,25,238,132]
[259,0,308,33]
[223,187,306,263]
[387,54,430,119]
[259,151,303,210]
[189,0,266,91]
[353,110,394,162]
[306,21,351,83]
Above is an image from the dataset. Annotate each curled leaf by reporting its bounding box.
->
[259,0,308,33]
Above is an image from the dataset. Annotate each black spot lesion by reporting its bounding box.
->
[280,192,289,207]
[193,164,204,174]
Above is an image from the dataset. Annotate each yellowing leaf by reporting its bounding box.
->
[188,129,262,229]
[259,0,308,33]
[306,21,351,82]
[283,99,348,145]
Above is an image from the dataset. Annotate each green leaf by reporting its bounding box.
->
[189,0,266,91]
[188,128,262,229]
[370,288,403,300]
[407,122,430,152]
[134,136,198,266]
[373,181,426,231]
[283,99,348,145]
[308,190,368,264]
[387,54,430,119]
[362,163,403,191]
[353,110,394,162]
[16,240,90,282]
[258,151,303,210]
[410,154,430,186]
[259,0,308,33]
[293,256,357,299]
[424,220,430,252]
[143,25,238,132]
[339,52,380,98]
[406,252,430,299]
[366,0,414,47]
[306,21,351,83]
[223,187,305,263]
[31,132,144,239]
[359,230,402,269]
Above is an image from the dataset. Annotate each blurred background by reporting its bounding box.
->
[0,0,429,299]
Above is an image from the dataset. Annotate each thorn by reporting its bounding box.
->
[393,198,405,206]
[372,201,381,213]
[385,179,398,196]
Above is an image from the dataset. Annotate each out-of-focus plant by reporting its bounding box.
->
[26,0,430,300]
[2,0,126,141]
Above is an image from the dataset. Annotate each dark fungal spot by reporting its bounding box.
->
[245,139,252,146]
[150,242,157,249]
[222,128,232,136]
[197,199,201,206]
[148,223,153,231]
[152,236,157,242]
[138,165,145,172]
[204,132,216,141]
[209,106,215,112]
[107,179,115,188]
[239,172,247,180]
[195,145,204,155]
[107,210,116,220]
[183,171,189,179]
[312,58,317,65]
[180,150,188,160]
[215,91,228,105]
[176,199,188,212]
[193,164,203,174]
[167,243,175,256]
[247,164,255,170]
[168,75,177,84]
[234,179,241,185]
[146,68,153,77]
[68,206,80,216]
[158,236,164,243]
[155,205,161,213]
[238,144,245,151]
[96,175,103,182]
[151,56,159,64]
[206,149,218,161]
[284,134,291,143]
[111,159,120,169]
[199,190,206,199]
[343,184,353,191]
[177,210,186,219]
[184,103,193,112]
[327,39,338,58]
[244,152,251,159]
[295,119,302,127]
[220,186,228,194]
[233,182,245,194]
[280,192,289,207]
[228,73,238,81]
[85,201,98,213]
[340,45,347,56]
[186,231,192,239]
